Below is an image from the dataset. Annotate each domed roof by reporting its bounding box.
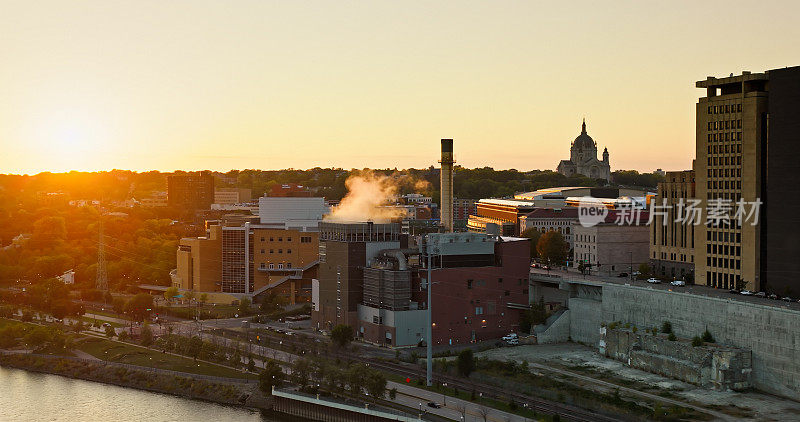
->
[572,119,596,150]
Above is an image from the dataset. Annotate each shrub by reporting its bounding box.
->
[691,336,703,347]
[701,329,715,343]
[668,332,677,341]
[661,321,672,334]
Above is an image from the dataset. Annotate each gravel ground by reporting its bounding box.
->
[477,343,800,421]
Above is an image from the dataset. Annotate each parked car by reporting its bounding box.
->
[647,278,661,284]
[101,322,112,328]
[617,272,628,278]
[740,290,753,296]
[728,289,739,294]
[782,297,793,302]
[427,402,442,409]
[632,271,641,277]
[670,280,686,287]
[768,293,779,300]
[755,292,766,298]
[505,338,519,346]
[501,333,518,341]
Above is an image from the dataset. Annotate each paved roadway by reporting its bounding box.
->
[531,267,800,312]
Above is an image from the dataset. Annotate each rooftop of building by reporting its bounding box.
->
[477,198,538,208]
[696,71,768,88]
[521,207,579,219]
[514,187,593,200]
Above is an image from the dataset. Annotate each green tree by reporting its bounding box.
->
[24,327,50,350]
[104,324,116,338]
[187,336,203,360]
[520,228,542,259]
[140,323,153,346]
[123,294,153,322]
[701,329,715,343]
[164,286,178,303]
[536,231,569,266]
[457,349,475,378]
[346,364,368,395]
[638,263,651,278]
[183,290,195,302]
[291,358,312,389]
[199,293,208,305]
[366,370,387,400]
[259,359,284,394]
[331,324,353,348]
[238,297,251,315]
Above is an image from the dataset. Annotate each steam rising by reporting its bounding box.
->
[325,170,429,223]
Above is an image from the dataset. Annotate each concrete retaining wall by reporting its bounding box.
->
[600,284,800,399]
[568,297,604,345]
[534,309,571,344]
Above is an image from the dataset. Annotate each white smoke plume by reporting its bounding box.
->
[325,170,427,223]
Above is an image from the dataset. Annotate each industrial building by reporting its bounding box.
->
[355,232,531,347]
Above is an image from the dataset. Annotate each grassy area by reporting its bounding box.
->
[73,337,254,380]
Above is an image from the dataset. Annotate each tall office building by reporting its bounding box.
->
[167,171,215,210]
[695,67,800,293]
[650,169,696,280]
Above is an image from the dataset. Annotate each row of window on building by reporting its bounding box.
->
[707,132,742,142]
[708,104,742,114]
[707,271,741,290]
[707,119,742,131]
[258,235,313,243]
[260,248,293,254]
[707,242,741,256]
[259,262,293,270]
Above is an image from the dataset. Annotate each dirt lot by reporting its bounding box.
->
[477,343,800,421]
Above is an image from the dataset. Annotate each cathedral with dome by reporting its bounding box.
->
[556,119,611,181]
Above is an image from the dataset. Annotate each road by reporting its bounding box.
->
[530,267,800,311]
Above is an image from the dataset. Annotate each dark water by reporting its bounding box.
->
[0,366,295,422]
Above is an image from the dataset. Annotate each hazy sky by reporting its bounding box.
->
[1,1,798,175]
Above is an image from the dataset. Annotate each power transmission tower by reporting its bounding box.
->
[96,218,108,292]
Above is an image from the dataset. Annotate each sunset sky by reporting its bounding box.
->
[1,1,798,175]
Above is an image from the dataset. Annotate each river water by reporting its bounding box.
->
[0,366,296,421]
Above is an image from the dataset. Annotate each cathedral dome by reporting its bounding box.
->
[572,119,596,150]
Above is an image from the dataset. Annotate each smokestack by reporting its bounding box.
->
[439,139,454,232]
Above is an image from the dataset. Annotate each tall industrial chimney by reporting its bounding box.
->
[439,139,454,232]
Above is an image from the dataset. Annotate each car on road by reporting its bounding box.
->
[740,290,753,295]
[505,338,519,346]
[647,278,661,284]
[632,271,641,277]
[755,292,766,298]
[670,280,686,287]
[617,272,628,278]
[501,333,518,341]
[102,322,112,328]
[427,402,441,409]
[768,293,779,300]
[782,297,793,302]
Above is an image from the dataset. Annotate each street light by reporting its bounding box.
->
[442,382,447,406]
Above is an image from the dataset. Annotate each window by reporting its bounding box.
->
[287,263,292,269]
[260,237,265,242]
[269,237,274,241]
[287,249,292,254]
[269,249,274,253]
[287,237,292,242]
[278,249,283,253]
[260,249,265,254]
[278,237,283,242]
[467,279,473,289]
[498,278,503,284]
[259,263,265,269]
[278,263,283,269]
[269,263,274,269]
[475,307,483,315]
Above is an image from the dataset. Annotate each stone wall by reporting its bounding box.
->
[568,297,604,345]
[601,284,800,399]
[601,328,751,390]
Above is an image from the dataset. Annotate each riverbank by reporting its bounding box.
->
[0,352,273,411]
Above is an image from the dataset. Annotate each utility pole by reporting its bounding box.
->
[96,218,108,293]
[426,235,433,387]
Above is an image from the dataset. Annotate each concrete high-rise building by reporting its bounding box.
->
[694,67,800,293]
[167,171,215,210]
[439,139,454,232]
[650,169,696,281]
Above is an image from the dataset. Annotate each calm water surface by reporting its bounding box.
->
[0,366,291,422]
